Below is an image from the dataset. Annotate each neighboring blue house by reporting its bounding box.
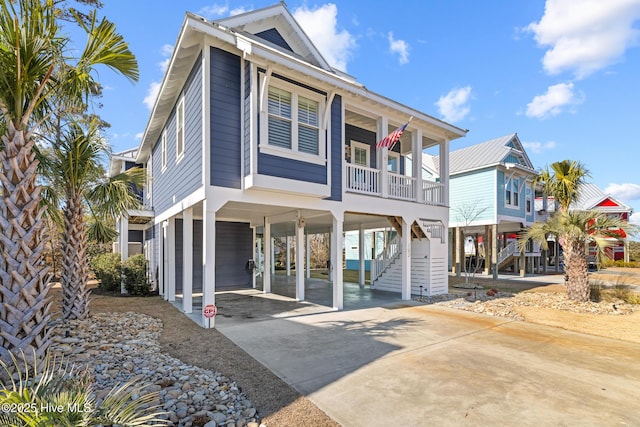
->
[432,134,541,278]
[111,3,467,327]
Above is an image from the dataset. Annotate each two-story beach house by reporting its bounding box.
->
[111,3,467,327]
[438,134,541,278]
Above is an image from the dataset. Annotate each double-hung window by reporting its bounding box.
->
[505,176,520,208]
[262,78,325,164]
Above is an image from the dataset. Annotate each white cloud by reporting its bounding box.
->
[521,140,557,154]
[630,212,640,226]
[135,132,144,140]
[293,4,356,72]
[526,0,640,78]
[525,82,583,118]
[197,4,228,19]
[387,32,409,64]
[605,183,640,201]
[143,81,161,110]
[229,7,247,16]
[158,44,174,73]
[435,86,472,123]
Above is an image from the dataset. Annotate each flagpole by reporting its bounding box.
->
[388,116,413,153]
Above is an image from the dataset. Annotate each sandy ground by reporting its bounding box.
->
[47,268,640,426]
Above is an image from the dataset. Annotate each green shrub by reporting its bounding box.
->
[123,254,151,295]
[90,253,122,292]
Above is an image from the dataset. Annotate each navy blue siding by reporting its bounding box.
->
[211,47,242,188]
[256,28,293,52]
[258,153,326,184]
[243,60,251,177]
[345,124,377,168]
[215,221,252,288]
[328,95,342,201]
[151,55,203,215]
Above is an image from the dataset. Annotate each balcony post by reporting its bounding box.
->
[439,138,450,206]
[413,129,423,203]
[378,117,389,198]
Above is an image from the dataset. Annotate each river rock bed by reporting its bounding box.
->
[49,312,261,427]
[415,289,637,320]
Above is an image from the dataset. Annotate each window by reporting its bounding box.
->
[351,141,370,167]
[388,152,400,173]
[505,176,521,208]
[261,77,325,163]
[176,97,185,161]
[161,130,167,171]
[526,195,532,214]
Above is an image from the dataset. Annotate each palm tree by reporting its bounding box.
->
[0,0,138,365]
[537,160,590,212]
[42,119,144,320]
[519,210,637,301]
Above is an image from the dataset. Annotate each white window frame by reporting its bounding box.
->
[161,130,167,172]
[259,77,326,165]
[176,96,185,163]
[350,141,370,167]
[504,175,520,209]
[146,157,152,204]
[387,151,400,173]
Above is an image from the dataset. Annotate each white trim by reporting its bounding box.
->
[350,140,370,167]
[245,174,330,198]
[176,96,185,163]
[259,73,326,162]
[154,186,206,224]
[202,44,210,188]
[387,151,400,173]
[161,130,167,172]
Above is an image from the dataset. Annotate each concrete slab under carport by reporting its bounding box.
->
[216,299,640,426]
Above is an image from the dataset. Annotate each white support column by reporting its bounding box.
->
[413,129,423,203]
[401,218,411,300]
[492,224,498,279]
[251,227,257,288]
[378,117,389,198]
[182,208,193,314]
[167,217,176,302]
[295,218,305,301]
[202,202,216,328]
[286,235,291,276]
[119,215,129,294]
[358,225,365,287]
[331,212,344,310]
[270,237,275,275]
[264,218,272,293]
[305,232,311,279]
[439,138,450,206]
[158,223,165,297]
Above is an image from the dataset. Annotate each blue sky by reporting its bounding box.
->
[79,0,640,222]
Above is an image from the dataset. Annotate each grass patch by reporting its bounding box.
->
[598,275,640,304]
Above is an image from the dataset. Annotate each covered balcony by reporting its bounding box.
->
[343,110,453,206]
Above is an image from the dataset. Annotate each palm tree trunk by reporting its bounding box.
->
[61,192,90,320]
[0,122,52,365]
[563,238,589,302]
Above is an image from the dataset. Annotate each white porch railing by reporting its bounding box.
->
[497,240,519,266]
[345,163,380,195]
[388,172,415,200]
[370,233,400,282]
[345,164,445,206]
[422,181,445,206]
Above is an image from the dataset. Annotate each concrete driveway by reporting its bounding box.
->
[215,292,640,426]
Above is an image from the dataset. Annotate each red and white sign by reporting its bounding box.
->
[203,304,217,318]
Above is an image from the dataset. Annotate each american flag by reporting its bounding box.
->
[375,121,409,149]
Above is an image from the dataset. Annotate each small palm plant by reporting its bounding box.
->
[0,351,168,426]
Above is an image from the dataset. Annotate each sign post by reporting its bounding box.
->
[204,304,217,328]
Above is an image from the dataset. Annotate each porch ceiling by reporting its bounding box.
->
[216,201,393,236]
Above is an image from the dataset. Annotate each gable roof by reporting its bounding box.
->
[571,182,633,213]
[215,3,334,73]
[446,133,535,175]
